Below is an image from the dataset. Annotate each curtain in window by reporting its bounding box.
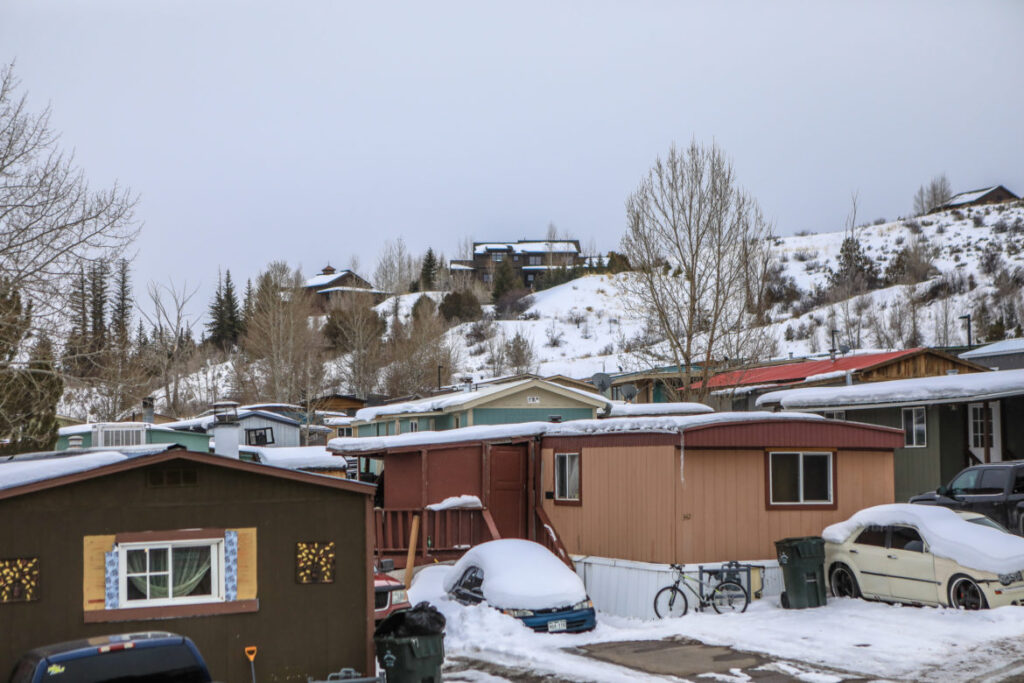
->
[172,547,212,597]
[566,454,580,499]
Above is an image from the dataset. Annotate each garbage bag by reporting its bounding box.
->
[375,601,446,637]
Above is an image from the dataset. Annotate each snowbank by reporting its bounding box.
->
[603,402,713,417]
[823,504,1024,575]
[442,539,588,610]
[243,446,346,470]
[758,369,1024,410]
[328,411,825,453]
[426,494,483,511]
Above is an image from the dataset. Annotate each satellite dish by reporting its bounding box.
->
[591,372,612,393]
[620,383,638,402]
[839,344,851,355]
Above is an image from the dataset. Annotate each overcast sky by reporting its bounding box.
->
[3,0,1023,317]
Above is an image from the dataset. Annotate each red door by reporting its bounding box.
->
[489,445,528,539]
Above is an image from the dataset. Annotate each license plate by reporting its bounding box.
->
[547,619,567,632]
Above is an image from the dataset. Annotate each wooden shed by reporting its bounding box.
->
[0,445,375,680]
[330,413,904,568]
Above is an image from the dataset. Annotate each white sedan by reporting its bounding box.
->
[823,504,1024,609]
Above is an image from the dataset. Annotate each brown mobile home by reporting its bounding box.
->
[0,445,375,680]
[330,413,903,569]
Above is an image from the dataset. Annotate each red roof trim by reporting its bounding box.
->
[704,349,923,388]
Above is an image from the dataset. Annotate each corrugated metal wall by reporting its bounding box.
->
[573,554,783,620]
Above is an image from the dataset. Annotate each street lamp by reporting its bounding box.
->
[959,314,972,348]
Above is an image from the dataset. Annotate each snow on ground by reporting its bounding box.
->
[411,563,1024,682]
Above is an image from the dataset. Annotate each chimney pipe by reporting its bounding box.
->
[142,396,155,424]
[211,401,240,458]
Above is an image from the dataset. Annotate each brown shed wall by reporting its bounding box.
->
[0,460,372,681]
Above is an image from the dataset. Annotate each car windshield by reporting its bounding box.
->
[47,645,209,682]
[964,515,1010,533]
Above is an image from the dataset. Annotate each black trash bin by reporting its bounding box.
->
[775,536,827,609]
[374,602,445,683]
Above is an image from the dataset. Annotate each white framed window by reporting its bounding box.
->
[554,452,580,503]
[409,421,419,432]
[245,427,274,446]
[94,425,144,448]
[529,256,542,266]
[768,452,833,505]
[902,407,926,448]
[337,427,352,437]
[822,410,846,420]
[119,539,224,608]
[969,405,991,449]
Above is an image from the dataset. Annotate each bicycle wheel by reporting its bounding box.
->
[653,586,689,618]
[710,581,749,614]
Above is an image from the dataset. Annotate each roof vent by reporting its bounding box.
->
[321,264,336,275]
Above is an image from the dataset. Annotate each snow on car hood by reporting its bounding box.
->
[442,539,587,610]
[823,504,1024,575]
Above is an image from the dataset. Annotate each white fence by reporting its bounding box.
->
[572,555,784,620]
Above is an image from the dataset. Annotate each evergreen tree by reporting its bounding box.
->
[420,248,438,290]
[110,259,133,356]
[222,270,241,348]
[206,270,225,346]
[88,259,110,346]
[490,257,519,303]
[829,236,880,295]
[241,278,255,337]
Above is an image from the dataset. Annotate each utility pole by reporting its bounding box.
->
[959,314,972,348]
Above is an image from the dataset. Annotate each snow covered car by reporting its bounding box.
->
[823,503,1024,609]
[444,539,596,633]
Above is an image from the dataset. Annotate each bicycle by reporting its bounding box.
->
[653,563,749,618]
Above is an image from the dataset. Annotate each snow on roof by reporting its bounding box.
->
[328,411,825,453]
[449,263,475,271]
[960,338,1024,360]
[823,504,1024,575]
[473,241,580,255]
[317,286,387,295]
[0,445,177,492]
[323,416,355,426]
[703,349,919,389]
[756,368,1021,410]
[163,409,300,432]
[603,402,713,417]
[353,379,608,421]
[943,186,1000,208]
[442,539,587,610]
[304,270,353,289]
[241,446,347,470]
[57,422,177,436]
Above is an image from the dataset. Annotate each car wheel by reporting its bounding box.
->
[948,575,988,610]
[830,564,861,599]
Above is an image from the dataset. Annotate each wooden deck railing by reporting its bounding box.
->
[374,507,502,567]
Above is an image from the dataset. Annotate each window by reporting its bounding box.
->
[529,255,542,266]
[409,421,419,432]
[337,427,353,438]
[768,452,833,505]
[147,467,198,488]
[854,525,887,547]
[492,253,503,262]
[822,410,846,420]
[119,539,223,607]
[890,526,924,552]
[554,452,580,503]
[95,426,144,448]
[454,415,461,429]
[482,273,492,284]
[245,427,274,446]
[970,405,992,449]
[454,567,484,603]
[902,407,926,447]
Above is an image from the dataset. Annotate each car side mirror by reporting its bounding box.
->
[937,485,950,497]
[379,559,394,572]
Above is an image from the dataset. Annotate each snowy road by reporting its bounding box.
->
[410,566,1024,682]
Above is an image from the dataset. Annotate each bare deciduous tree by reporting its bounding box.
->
[373,238,421,295]
[323,293,385,398]
[619,140,775,401]
[139,280,199,416]
[0,65,139,322]
[913,174,953,216]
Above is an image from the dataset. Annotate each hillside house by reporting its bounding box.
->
[303,264,386,310]
[0,444,375,680]
[328,413,902,568]
[164,408,302,448]
[936,185,1019,212]
[449,240,586,288]
[351,378,609,436]
[757,369,1024,501]
[704,348,986,411]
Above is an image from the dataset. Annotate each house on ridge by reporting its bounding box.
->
[935,185,1018,212]
[448,240,587,288]
[303,264,387,310]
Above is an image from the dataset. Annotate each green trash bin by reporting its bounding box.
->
[374,633,444,683]
[775,536,827,609]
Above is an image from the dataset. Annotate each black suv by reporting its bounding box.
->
[8,632,212,683]
[910,462,1024,534]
